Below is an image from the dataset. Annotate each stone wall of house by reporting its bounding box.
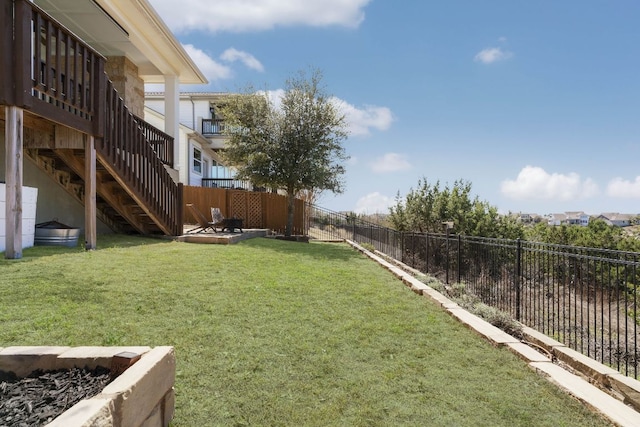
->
[105,56,145,117]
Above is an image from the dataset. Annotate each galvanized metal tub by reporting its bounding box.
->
[34,220,80,247]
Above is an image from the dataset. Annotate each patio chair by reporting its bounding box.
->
[211,207,243,233]
[186,204,218,234]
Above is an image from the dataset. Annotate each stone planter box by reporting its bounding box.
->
[0,346,175,427]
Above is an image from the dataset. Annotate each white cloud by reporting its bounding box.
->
[183,44,232,80]
[149,0,371,33]
[370,153,412,173]
[501,166,599,201]
[354,192,394,214]
[607,177,640,198]
[474,47,513,64]
[220,48,264,72]
[335,99,394,136]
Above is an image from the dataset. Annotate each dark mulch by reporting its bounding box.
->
[0,367,111,427]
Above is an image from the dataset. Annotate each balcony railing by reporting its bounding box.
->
[1,0,104,135]
[202,178,253,191]
[134,115,174,167]
[201,118,225,135]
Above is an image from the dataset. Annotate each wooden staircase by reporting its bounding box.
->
[3,0,184,237]
[25,147,163,234]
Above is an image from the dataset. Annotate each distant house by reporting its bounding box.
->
[597,213,634,227]
[548,212,589,227]
[517,213,543,224]
[548,214,566,226]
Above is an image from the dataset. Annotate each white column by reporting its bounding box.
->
[5,106,23,259]
[165,75,181,175]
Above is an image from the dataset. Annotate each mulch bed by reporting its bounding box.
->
[0,367,111,427]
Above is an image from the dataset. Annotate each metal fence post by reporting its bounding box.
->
[411,232,416,268]
[515,238,522,321]
[352,219,356,242]
[425,233,429,274]
[445,231,450,285]
[457,234,462,284]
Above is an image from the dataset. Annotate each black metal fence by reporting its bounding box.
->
[308,204,640,378]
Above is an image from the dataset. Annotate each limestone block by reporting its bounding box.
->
[140,403,162,427]
[521,326,565,354]
[56,346,151,370]
[102,346,176,427]
[47,396,114,427]
[162,388,176,427]
[447,307,519,346]
[422,288,456,307]
[530,361,640,427]
[401,276,429,295]
[506,342,551,363]
[552,346,619,387]
[608,373,640,411]
[0,346,70,377]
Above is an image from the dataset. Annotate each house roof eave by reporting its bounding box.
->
[34,0,207,85]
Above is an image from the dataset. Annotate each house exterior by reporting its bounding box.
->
[516,213,544,224]
[547,212,590,226]
[1,0,207,258]
[145,92,236,188]
[598,213,634,227]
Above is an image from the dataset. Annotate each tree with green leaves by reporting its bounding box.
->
[220,69,349,236]
[389,178,524,239]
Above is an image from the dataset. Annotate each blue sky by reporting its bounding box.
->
[148,0,640,216]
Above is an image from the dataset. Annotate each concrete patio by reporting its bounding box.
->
[176,226,269,244]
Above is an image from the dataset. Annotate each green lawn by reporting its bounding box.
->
[0,236,611,426]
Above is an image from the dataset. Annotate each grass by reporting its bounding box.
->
[0,235,612,426]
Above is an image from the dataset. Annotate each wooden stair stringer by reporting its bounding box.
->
[94,151,173,236]
[24,149,128,233]
[53,149,156,235]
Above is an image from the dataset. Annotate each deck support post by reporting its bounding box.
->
[5,106,24,259]
[84,134,97,250]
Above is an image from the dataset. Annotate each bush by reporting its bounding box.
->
[360,242,375,252]
[422,278,524,339]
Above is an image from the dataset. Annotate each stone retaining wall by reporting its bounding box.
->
[0,346,175,427]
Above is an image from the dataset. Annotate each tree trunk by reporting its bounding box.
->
[285,191,295,237]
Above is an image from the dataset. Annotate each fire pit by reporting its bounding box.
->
[0,346,175,426]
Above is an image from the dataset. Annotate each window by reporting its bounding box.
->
[193,147,202,174]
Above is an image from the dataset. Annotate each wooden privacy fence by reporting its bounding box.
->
[183,186,306,235]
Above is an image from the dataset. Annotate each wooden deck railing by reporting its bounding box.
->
[1,0,104,135]
[99,80,183,235]
[134,115,174,167]
[1,0,183,236]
